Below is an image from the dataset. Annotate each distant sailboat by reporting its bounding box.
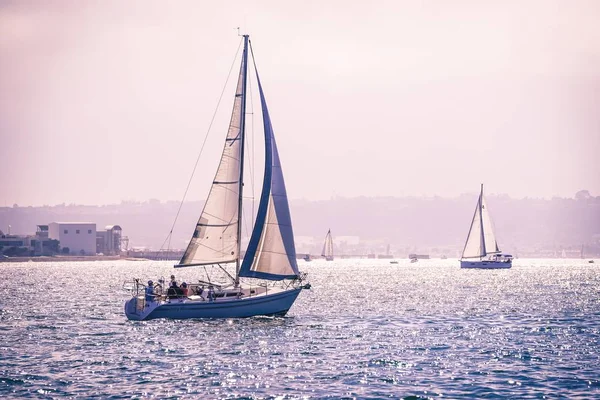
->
[460,184,512,269]
[321,229,334,261]
[124,35,309,320]
[582,245,595,263]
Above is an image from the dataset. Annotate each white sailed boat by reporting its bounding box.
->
[321,229,334,261]
[124,35,309,321]
[460,184,512,269]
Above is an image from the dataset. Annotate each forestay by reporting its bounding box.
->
[178,49,247,267]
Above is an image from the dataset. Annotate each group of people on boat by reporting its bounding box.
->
[489,254,513,263]
[144,275,219,304]
[167,275,189,299]
[144,275,191,303]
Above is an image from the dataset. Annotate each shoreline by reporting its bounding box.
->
[0,255,146,263]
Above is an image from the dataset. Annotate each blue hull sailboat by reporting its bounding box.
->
[460,184,512,269]
[124,35,309,321]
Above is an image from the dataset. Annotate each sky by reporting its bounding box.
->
[1,0,599,206]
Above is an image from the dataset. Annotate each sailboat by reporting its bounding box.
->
[321,229,334,261]
[124,35,309,321]
[460,184,512,269]
[582,244,595,263]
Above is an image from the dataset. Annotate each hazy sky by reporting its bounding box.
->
[1,0,599,206]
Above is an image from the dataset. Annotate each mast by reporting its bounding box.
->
[478,183,486,259]
[235,34,249,285]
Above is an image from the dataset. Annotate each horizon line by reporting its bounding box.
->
[2,190,596,208]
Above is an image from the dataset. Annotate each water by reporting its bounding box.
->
[1,259,599,399]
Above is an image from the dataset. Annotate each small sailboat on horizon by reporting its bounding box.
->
[124,35,309,321]
[460,184,512,269]
[582,244,595,263]
[321,229,334,261]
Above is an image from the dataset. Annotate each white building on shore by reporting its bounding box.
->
[48,222,96,255]
[96,225,123,255]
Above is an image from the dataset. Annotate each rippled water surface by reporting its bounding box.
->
[1,259,599,398]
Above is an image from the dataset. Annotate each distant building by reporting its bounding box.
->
[31,225,56,255]
[48,222,96,255]
[0,234,26,248]
[96,225,122,255]
[0,233,30,257]
[36,225,49,239]
[0,226,58,256]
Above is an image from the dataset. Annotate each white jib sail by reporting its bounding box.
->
[251,197,298,276]
[179,58,246,266]
[238,43,300,280]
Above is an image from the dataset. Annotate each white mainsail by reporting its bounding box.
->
[178,54,246,267]
[461,184,500,259]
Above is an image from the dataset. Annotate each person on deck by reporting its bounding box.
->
[180,282,188,297]
[145,280,156,303]
[167,279,180,299]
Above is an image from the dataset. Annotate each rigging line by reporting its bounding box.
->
[248,50,256,229]
[239,45,256,242]
[217,263,236,283]
[250,55,256,227]
[240,60,254,241]
[242,199,250,239]
[159,37,244,252]
[249,41,257,227]
[203,266,211,283]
